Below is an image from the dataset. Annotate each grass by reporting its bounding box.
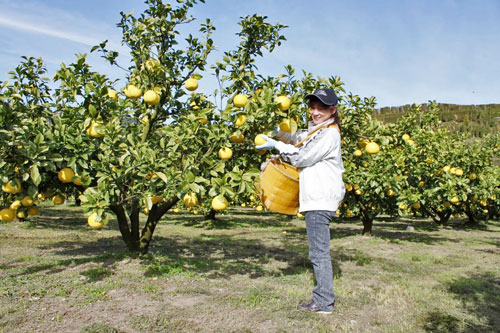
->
[0,204,499,332]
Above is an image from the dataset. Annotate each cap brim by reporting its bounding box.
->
[305,94,336,106]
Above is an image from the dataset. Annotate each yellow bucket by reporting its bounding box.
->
[259,159,299,215]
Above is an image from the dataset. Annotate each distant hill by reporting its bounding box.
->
[373,103,500,138]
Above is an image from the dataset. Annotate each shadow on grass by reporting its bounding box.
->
[423,272,500,332]
[7,230,356,281]
[163,211,290,230]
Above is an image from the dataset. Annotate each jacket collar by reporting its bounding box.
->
[307,117,335,133]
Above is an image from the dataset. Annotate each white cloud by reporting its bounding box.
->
[0,15,100,46]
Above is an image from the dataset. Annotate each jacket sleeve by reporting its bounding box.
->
[275,128,340,168]
[275,128,308,144]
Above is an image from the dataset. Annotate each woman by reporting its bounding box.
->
[256,88,345,314]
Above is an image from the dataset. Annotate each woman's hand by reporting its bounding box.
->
[256,135,277,150]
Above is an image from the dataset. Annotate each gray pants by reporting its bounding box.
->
[305,210,335,308]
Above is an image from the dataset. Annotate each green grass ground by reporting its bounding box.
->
[1,204,499,332]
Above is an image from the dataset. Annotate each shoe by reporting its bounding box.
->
[297,301,334,314]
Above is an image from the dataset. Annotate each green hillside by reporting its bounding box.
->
[373,103,500,138]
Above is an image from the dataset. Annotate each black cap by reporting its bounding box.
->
[306,88,338,106]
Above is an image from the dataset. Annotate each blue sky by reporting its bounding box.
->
[1,0,499,108]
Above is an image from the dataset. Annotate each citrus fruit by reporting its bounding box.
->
[218,147,233,160]
[143,90,160,105]
[233,94,248,108]
[275,96,291,111]
[27,206,39,216]
[183,193,198,208]
[10,200,22,210]
[52,195,65,205]
[88,213,105,229]
[124,84,142,99]
[279,119,292,132]
[184,78,198,91]
[21,196,34,207]
[58,168,75,183]
[0,208,16,222]
[365,142,380,154]
[211,195,228,211]
[2,179,22,194]
[254,134,267,146]
[234,114,247,127]
[231,133,245,143]
[87,121,104,138]
[107,89,118,99]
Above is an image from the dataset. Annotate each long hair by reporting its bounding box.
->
[332,106,341,134]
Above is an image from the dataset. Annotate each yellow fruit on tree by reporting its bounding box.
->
[143,90,160,106]
[345,183,353,191]
[406,139,415,146]
[275,96,291,111]
[256,205,263,212]
[73,175,87,186]
[455,168,463,176]
[387,189,395,197]
[450,196,459,204]
[365,142,380,154]
[353,149,362,157]
[279,119,292,132]
[151,195,163,205]
[52,195,65,205]
[233,94,248,108]
[124,84,142,99]
[17,211,25,219]
[231,133,245,143]
[173,208,180,213]
[21,196,34,207]
[218,147,233,160]
[27,206,39,216]
[58,168,75,183]
[211,195,228,211]
[2,179,22,194]
[442,165,451,173]
[412,202,421,209]
[199,117,208,124]
[88,213,105,229]
[107,89,118,99]
[10,200,22,210]
[87,121,104,138]
[0,208,16,222]
[234,114,247,127]
[469,173,477,180]
[254,134,267,146]
[183,193,198,208]
[398,203,407,210]
[184,78,198,91]
[402,134,410,141]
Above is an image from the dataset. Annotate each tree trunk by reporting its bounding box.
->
[205,209,216,220]
[110,203,138,252]
[464,210,477,224]
[138,196,179,254]
[111,196,179,254]
[361,216,373,235]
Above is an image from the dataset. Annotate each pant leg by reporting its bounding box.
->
[305,210,335,307]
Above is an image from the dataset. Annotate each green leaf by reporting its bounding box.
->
[30,165,41,186]
[156,171,169,184]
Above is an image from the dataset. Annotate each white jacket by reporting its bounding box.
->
[274,118,345,213]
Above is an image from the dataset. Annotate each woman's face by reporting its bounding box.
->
[308,99,337,125]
